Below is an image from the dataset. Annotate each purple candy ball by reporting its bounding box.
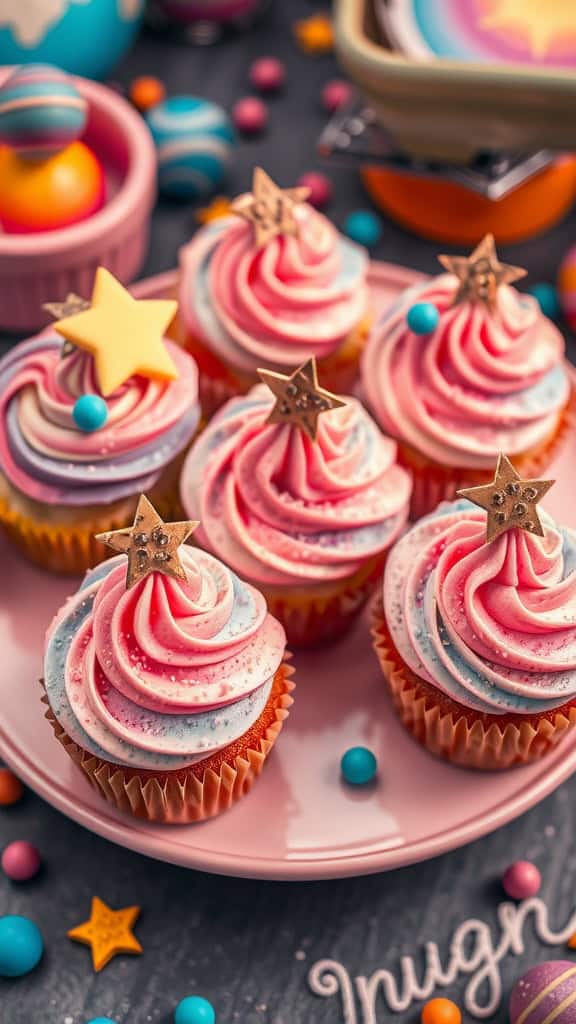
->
[1,841,41,882]
[510,962,576,1024]
[503,861,542,900]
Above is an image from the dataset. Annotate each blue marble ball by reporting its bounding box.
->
[406,301,440,335]
[527,282,560,321]
[343,209,382,248]
[0,915,43,977]
[146,96,235,201]
[341,746,378,786]
[86,1019,118,1024]
[73,394,108,432]
[175,995,216,1024]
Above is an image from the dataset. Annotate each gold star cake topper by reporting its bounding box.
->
[457,454,554,543]
[52,267,179,396]
[258,357,346,442]
[232,167,310,248]
[43,292,91,320]
[96,495,199,590]
[68,897,142,973]
[438,234,526,313]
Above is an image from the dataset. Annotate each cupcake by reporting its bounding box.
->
[42,496,294,823]
[373,454,576,770]
[178,166,371,416]
[0,268,201,574]
[180,357,412,647]
[362,234,575,519]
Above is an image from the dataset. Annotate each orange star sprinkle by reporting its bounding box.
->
[196,196,233,224]
[68,897,142,972]
[294,13,334,54]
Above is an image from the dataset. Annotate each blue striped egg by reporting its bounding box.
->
[146,96,235,200]
[0,64,87,158]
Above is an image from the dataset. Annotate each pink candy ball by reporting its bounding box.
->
[297,171,333,210]
[502,861,541,900]
[233,97,268,135]
[2,841,41,882]
[249,57,285,93]
[322,79,353,113]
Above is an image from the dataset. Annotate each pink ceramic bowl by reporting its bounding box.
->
[0,73,156,334]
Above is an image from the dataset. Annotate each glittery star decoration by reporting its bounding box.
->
[96,495,199,590]
[294,13,334,53]
[196,195,233,224]
[438,234,526,313]
[68,897,142,973]
[231,167,310,249]
[258,357,346,442]
[43,293,91,358]
[53,267,178,396]
[457,454,554,543]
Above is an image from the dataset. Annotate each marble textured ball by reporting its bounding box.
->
[249,57,285,93]
[146,96,235,201]
[502,860,542,900]
[0,915,43,977]
[1,841,41,881]
[510,962,576,1024]
[232,97,267,136]
[0,64,87,159]
[175,995,216,1024]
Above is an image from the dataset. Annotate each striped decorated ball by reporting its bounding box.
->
[146,96,235,200]
[559,244,576,333]
[0,64,87,159]
[510,961,576,1024]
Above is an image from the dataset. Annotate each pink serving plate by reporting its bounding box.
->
[1,261,576,881]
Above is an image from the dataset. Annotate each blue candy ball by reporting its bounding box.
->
[73,394,108,432]
[86,1019,118,1024]
[343,209,382,248]
[0,915,43,977]
[0,64,87,158]
[175,995,216,1024]
[146,96,235,201]
[341,746,378,786]
[527,282,560,321]
[406,301,440,335]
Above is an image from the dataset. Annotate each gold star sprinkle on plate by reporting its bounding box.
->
[294,13,334,54]
[457,454,554,543]
[53,267,178,397]
[232,167,310,249]
[258,357,346,442]
[438,234,526,313]
[196,195,233,224]
[68,897,142,973]
[96,495,199,590]
[43,293,91,321]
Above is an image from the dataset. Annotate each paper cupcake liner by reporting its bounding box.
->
[40,659,295,824]
[397,386,576,520]
[371,602,576,770]
[259,554,386,648]
[183,315,372,419]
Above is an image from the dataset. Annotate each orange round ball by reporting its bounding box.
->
[130,76,166,113]
[0,768,24,806]
[421,998,462,1024]
[0,141,105,234]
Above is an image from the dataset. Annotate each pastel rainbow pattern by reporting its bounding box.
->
[0,64,87,158]
[146,96,235,200]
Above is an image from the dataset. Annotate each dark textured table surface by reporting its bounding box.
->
[2,4,576,1023]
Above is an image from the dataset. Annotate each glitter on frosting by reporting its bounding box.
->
[384,499,576,716]
[362,275,570,468]
[180,384,412,587]
[44,548,285,770]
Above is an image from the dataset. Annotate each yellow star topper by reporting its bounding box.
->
[457,454,554,544]
[68,897,142,973]
[258,357,346,442]
[438,234,526,313]
[96,495,199,590]
[232,167,310,248]
[53,267,179,397]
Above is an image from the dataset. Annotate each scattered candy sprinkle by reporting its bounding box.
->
[73,394,108,433]
[527,282,560,320]
[0,915,43,977]
[0,768,23,806]
[502,861,542,901]
[249,57,285,93]
[294,13,334,54]
[341,746,378,786]
[129,76,166,113]
[322,79,353,112]
[343,209,382,247]
[232,97,268,135]
[297,171,332,209]
[407,302,440,335]
[174,995,216,1024]
[421,997,462,1024]
[2,841,41,882]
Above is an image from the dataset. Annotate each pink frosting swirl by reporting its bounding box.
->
[180,385,412,586]
[362,275,570,468]
[179,204,369,373]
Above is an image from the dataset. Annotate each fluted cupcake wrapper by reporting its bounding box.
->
[40,659,295,824]
[371,601,576,771]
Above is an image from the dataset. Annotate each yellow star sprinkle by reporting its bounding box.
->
[96,494,199,590]
[438,234,526,313]
[196,195,233,224]
[457,454,554,544]
[232,167,310,249]
[68,897,142,973]
[294,13,334,54]
[258,357,346,442]
[53,267,178,397]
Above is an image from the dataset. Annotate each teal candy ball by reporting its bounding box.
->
[527,282,560,320]
[86,1018,118,1024]
[146,97,235,201]
[73,395,108,432]
[0,64,87,158]
[341,747,378,786]
[175,995,216,1024]
[407,301,440,334]
[0,915,43,977]
[343,209,382,247]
